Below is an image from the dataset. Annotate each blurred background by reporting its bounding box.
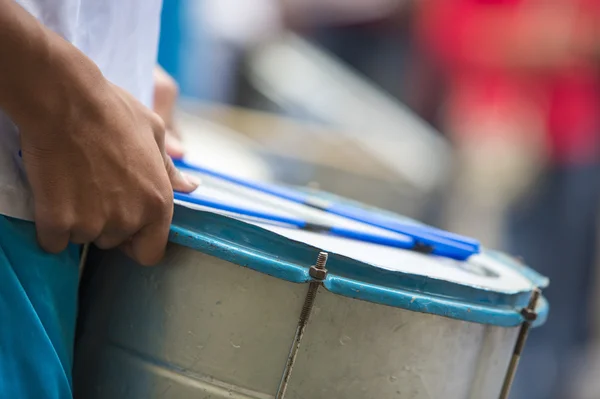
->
[157,1,600,398]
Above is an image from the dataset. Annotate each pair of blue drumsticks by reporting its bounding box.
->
[173,159,480,260]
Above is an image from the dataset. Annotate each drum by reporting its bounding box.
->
[73,165,549,399]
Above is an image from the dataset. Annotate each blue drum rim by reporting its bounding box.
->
[171,204,549,328]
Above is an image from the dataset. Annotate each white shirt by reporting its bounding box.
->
[0,0,163,221]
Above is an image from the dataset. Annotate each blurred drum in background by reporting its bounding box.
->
[175,100,441,222]
[243,33,452,196]
[164,28,455,223]
[175,107,274,182]
[73,165,548,399]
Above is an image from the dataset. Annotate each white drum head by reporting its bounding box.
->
[176,166,535,294]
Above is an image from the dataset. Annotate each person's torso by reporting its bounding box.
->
[0,0,163,220]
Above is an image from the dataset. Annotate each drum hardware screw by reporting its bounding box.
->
[309,266,327,280]
[520,307,537,322]
[276,252,328,399]
[309,252,329,280]
[499,288,541,399]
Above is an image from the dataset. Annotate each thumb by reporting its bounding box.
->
[165,157,200,193]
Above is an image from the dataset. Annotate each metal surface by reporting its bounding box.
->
[498,288,542,399]
[176,101,430,220]
[78,243,90,281]
[75,245,522,399]
[74,197,549,399]
[275,252,328,399]
[177,109,274,183]
[166,205,548,327]
[174,158,479,259]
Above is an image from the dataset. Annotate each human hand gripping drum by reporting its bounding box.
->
[0,2,198,265]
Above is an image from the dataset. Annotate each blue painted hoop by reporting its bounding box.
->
[170,204,549,328]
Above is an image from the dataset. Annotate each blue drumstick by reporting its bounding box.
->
[173,159,480,255]
[324,202,480,249]
[174,191,474,260]
[173,159,306,202]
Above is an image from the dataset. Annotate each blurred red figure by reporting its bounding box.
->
[415,0,600,248]
[417,0,600,165]
[417,2,600,398]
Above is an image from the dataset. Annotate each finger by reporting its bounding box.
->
[165,132,185,159]
[70,223,103,244]
[94,213,144,249]
[35,216,70,254]
[152,112,198,192]
[165,156,200,193]
[118,238,137,261]
[119,240,135,260]
[94,229,135,250]
[129,218,171,266]
[151,112,168,155]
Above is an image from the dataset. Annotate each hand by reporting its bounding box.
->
[0,2,197,265]
[20,74,199,265]
[153,66,184,159]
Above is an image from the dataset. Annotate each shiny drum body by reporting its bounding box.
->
[74,179,548,399]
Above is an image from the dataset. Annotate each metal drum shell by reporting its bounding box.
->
[74,206,548,399]
[75,245,520,399]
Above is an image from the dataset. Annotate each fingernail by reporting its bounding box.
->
[184,173,201,188]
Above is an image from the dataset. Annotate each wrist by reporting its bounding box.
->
[0,28,106,135]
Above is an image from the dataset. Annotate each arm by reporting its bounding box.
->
[0,0,197,264]
[0,0,97,125]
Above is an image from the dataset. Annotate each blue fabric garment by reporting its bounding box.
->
[0,215,79,398]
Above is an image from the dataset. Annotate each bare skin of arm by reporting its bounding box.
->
[0,0,198,265]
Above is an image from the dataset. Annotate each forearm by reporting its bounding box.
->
[0,0,104,131]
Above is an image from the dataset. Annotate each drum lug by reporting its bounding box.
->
[276,252,328,399]
[498,288,541,399]
[520,307,538,322]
